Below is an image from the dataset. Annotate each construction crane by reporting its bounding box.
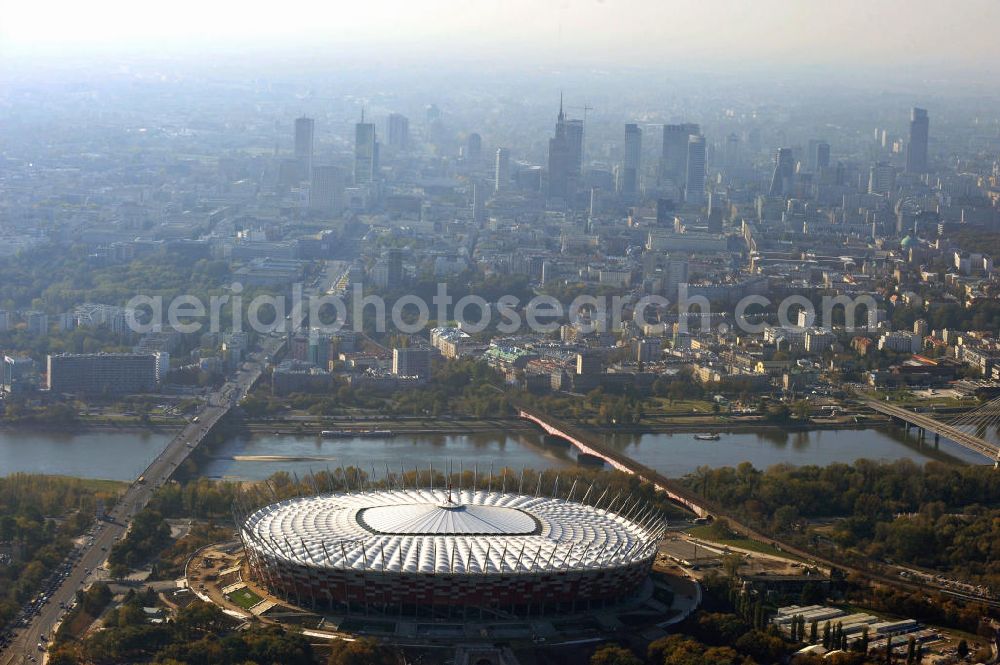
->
[566,103,594,127]
[566,103,594,164]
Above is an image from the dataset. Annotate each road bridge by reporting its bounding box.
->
[519,406,1000,609]
[862,398,1000,464]
[518,408,711,517]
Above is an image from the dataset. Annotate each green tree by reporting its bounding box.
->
[589,644,641,665]
[108,562,129,581]
[47,647,79,665]
[174,601,226,640]
[327,637,396,665]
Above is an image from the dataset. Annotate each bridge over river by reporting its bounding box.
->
[862,397,1000,465]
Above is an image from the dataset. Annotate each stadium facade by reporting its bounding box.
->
[234,482,665,617]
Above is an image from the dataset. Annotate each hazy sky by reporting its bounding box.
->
[3,0,1000,78]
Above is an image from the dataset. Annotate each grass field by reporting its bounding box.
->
[686,525,806,562]
[645,398,719,415]
[227,587,263,610]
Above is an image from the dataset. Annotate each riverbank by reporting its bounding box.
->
[0,414,981,483]
[589,416,889,435]
[244,421,536,436]
[0,419,180,434]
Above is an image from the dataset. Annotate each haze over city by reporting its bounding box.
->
[3,2,1000,665]
[4,0,1000,82]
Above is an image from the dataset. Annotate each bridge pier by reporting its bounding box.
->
[864,398,999,464]
[518,409,711,518]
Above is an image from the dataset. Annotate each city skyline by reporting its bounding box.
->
[4,0,1000,86]
[2,4,1000,665]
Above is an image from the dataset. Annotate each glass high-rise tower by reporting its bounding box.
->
[905,107,929,174]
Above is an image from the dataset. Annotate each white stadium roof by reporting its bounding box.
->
[241,488,660,575]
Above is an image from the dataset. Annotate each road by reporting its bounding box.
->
[0,360,275,665]
[520,406,1000,610]
[861,398,1000,462]
[0,260,336,663]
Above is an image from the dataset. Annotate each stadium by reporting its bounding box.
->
[234,482,665,617]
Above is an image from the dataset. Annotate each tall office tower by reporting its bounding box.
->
[494,147,510,193]
[386,248,403,289]
[706,191,724,233]
[466,132,482,164]
[684,135,706,206]
[354,112,377,185]
[768,148,795,197]
[663,258,689,299]
[589,188,599,220]
[656,198,673,224]
[386,113,409,151]
[815,141,831,170]
[621,123,642,195]
[309,165,345,214]
[660,123,700,186]
[472,180,486,224]
[869,161,894,194]
[906,107,929,173]
[547,96,574,200]
[566,119,584,177]
[723,133,740,171]
[294,116,315,181]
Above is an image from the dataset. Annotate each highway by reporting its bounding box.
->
[861,398,1000,462]
[0,262,329,664]
[0,353,282,665]
[520,406,1000,610]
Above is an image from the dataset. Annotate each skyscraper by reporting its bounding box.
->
[386,248,403,289]
[354,112,377,185]
[472,180,486,223]
[707,191,724,233]
[386,113,409,151]
[663,258,689,299]
[869,161,894,194]
[565,120,584,178]
[768,148,795,197]
[294,116,314,181]
[466,132,482,164]
[661,123,700,186]
[309,165,345,214]
[547,95,574,201]
[621,123,642,195]
[906,107,929,174]
[684,135,706,206]
[494,147,510,194]
[815,141,831,170]
[723,133,740,171]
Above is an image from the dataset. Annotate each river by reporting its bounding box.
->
[604,426,986,476]
[0,428,173,481]
[0,425,986,482]
[197,430,575,480]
